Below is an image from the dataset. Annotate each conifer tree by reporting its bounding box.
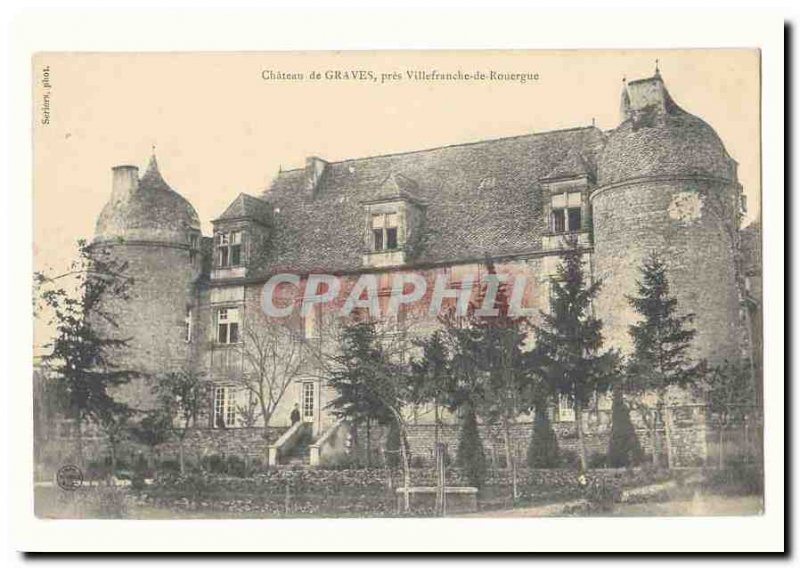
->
[328,320,415,508]
[468,262,529,497]
[527,402,560,469]
[456,401,487,488]
[36,240,138,467]
[607,385,643,467]
[385,419,402,469]
[327,321,394,465]
[626,252,705,468]
[409,330,454,450]
[533,241,617,471]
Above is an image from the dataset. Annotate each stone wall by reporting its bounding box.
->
[591,177,743,365]
[35,423,287,479]
[95,241,203,411]
[156,426,287,462]
[349,404,710,468]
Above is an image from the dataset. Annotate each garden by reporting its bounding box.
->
[34,238,763,520]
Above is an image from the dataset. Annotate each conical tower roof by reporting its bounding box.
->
[95,153,201,244]
[598,72,736,187]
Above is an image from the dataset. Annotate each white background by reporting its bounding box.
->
[1,0,788,558]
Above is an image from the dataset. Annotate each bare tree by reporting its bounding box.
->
[699,360,754,468]
[153,368,209,475]
[232,321,306,436]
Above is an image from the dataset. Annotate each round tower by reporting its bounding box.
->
[591,72,744,366]
[93,154,203,409]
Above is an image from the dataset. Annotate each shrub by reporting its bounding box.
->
[385,422,401,469]
[225,455,247,477]
[320,453,367,470]
[201,454,227,475]
[582,475,623,513]
[559,449,580,468]
[410,455,427,469]
[527,405,560,469]
[385,422,411,470]
[587,453,608,469]
[158,459,181,476]
[86,460,111,481]
[130,471,147,491]
[703,464,763,496]
[456,404,487,488]
[607,388,644,467]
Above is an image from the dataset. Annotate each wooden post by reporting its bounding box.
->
[435,442,446,516]
[663,406,674,469]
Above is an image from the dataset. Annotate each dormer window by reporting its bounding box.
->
[361,174,424,268]
[372,213,399,252]
[217,230,243,267]
[550,192,582,234]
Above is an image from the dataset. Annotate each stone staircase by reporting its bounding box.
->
[279,424,313,466]
[268,420,352,468]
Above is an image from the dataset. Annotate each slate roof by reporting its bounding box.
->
[598,76,736,186]
[216,192,273,224]
[369,173,423,203]
[247,126,606,276]
[95,155,201,243]
[541,145,596,182]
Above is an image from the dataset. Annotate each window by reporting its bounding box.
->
[372,228,383,251]
[568,208,582,231]
[184,308,193,342]
[550,192,582,234]
[189,233,199,265]
[302,382,315,421]
[386,227,398,249]
[216,307,240,344]
[213,385,237,428]
[216,230,243,267]
[372,213,399,251]
[557,394,575,422]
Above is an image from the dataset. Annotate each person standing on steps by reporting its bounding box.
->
[290,403,301,426]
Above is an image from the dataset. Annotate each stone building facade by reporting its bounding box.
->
[87,71,760,467]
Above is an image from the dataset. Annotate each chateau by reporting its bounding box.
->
[87,71,761,468]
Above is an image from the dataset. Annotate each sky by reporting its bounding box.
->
[32,49,760,347]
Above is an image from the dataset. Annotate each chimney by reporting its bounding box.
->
[620,79,631,122]
[627,74,670,114]
[111,165,139,201]
[619,73,677,125]
[304,156,328,195]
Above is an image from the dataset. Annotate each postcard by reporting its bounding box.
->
[20,40,781,553]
